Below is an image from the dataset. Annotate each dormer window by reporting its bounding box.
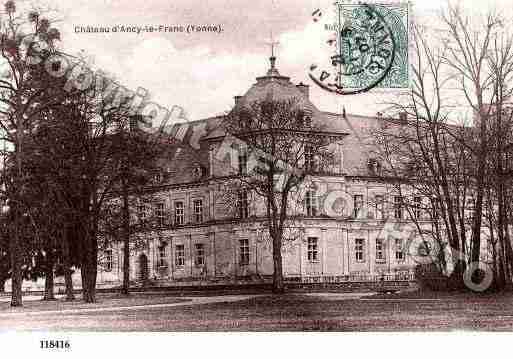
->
[192,165,203,180]
[304,116,312,128]
[368,158,381,175]
[154,172,163,183]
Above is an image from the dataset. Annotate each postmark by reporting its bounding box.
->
[309,1,410,95]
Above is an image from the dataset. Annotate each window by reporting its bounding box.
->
[238,148,248,175]
[355,238,365,262]
[304,145,315,171]
[394,196,403,219]
[375,238,385,262]
[418,240,431,257]
[430,198,440,219]
[137,203,146,223]
[155,203,165,227]
[237,190,249,219]
[195,243,205,266]
[154,172,163,183]
[175,244,185,267]
[413,196,422,219]
[157,244,167,267]
[305,190,318,217]
[193,199,203,223]
[375,195,384,220]
[368,158,382,175]
[239,239,250,265]
[104,249,113,272]
[307,237,318,262]
[353,194,364,218]
[466,199,474,221]
[395,238,404,261]
[174,201,184,225]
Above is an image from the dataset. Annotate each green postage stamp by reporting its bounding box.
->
[309,1,410,95]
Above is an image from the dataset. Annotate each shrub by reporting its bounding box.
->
[414,263,448,291]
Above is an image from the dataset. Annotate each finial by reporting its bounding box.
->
[270,55,276,69]
[265,29,280,75]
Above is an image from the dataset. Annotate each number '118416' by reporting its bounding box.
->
[40,340,70,349]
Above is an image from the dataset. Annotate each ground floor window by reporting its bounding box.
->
[104,249,113,272]
[239,239,250,265]
[307,237,318,262]
[355,238,365,262]
[395,238,404,261]
[195,243,205,266]
[175,244,185,267]
[375,238,385,262]
[157,243,167,267]
[413,196,422,219]
[394,196,403,219]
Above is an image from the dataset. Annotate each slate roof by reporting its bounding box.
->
[154,57,392,185]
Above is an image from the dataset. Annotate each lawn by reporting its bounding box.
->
[2,290,513,331]
[0,292,191,313]
[144,292,513,331]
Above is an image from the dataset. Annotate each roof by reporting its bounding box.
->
[152,57,398,184]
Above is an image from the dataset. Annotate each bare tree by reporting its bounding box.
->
[222,96,340,293]
[372,3,513,290]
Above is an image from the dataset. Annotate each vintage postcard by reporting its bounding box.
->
[0,0,512,356]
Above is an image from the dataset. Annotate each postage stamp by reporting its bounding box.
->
[309,1,410,95]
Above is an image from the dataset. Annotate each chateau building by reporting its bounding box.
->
[96,57,424,288]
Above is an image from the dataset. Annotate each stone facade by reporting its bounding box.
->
[97,58,422,288]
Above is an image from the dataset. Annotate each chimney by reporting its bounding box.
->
[234,96,242,106]
[296,82,309,99]
[399,111,407,122]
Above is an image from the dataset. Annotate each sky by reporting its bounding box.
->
[32,0,513,122]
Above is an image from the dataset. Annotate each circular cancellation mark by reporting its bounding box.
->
[309,2,407,96]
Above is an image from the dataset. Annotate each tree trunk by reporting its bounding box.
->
[43,249,56,301]
[64,266,75,301]
[10,109,24,307]
[10,255,22,307]
[82,265,97,303]
[497,236,506,290]
[470,106,487,266]
[80,266,88,302]
[81,226,98,303]
[503,223,513,287]
[271,229,284,294]
[121,178,130,296]
[10,209,23,307]
[0,277,6,293]
[81,261,97,303]
[61,232,75,301]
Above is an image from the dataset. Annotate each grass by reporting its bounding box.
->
[145,292,513,331]
[0,292,190,313]
[3,290,513,331]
